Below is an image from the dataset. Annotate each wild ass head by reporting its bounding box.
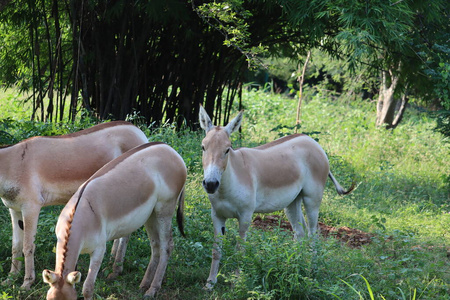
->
[199,105,243,194]
[42,270,81,300]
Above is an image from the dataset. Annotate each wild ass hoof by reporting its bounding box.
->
[20,283,32,290]
[143,287,158,299]
[106,271,120,281]
[20,278,34,290]
[1,277,14,286]
[203,281,215,291]
[139,281,150,292]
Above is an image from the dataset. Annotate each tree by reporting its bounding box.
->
[1,0,448,130]
[0,0,73,122]
[197,0,449,129]
[375,63,407,129]
[331,0,448,129]
[0,0,248,126]
[431,62,450,140]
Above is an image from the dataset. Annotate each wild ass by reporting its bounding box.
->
[43,142,187,300]
[199,105,355,289]
[0,121,148,289]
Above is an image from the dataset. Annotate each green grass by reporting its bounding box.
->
[0,87,449,299]
[0,87,77,124]
[0,88,31,119]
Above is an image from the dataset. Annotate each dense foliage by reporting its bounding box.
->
[197,0,450,132]
[0,88,448,299]
[0,0,247,126]
[1,0,448,134]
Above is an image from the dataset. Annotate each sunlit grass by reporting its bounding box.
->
[0,88,31,119]
[0,87,448,299]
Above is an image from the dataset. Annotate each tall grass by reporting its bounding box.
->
[0,87,448,299]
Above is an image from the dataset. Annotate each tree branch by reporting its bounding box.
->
[295,50,311,133]
[391,86,409,129]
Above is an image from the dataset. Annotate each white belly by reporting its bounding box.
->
[254,184,301,213]
[106,197,157,241]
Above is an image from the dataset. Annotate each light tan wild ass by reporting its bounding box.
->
[0,121,148,289]
[43,142,187,300]
[199,105,355,289]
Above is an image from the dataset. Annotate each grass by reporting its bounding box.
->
[0,87,449,299]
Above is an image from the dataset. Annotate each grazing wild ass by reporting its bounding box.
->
[0,121,148,289]
[199,105,355,289]
[43,142,187,300]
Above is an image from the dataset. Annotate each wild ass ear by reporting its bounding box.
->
[199,105,214,132]
[66,271,81,286]
[225,110,243,136]
[42,269,58,284]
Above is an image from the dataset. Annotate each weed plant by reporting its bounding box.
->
[0,87,448,299]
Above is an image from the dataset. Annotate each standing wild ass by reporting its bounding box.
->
[43,142,187,300]
[199,105,355,289]
[0,121,148,289]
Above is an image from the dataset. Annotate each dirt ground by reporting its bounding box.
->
[252,214,373,248]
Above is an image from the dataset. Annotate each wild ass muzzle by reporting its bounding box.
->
[43,142,187,300]
[199,105,355,289]
[0,121,148,289]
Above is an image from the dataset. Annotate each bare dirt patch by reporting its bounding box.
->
[252,214,373,248]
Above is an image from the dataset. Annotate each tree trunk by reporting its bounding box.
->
[376,64,407,129]
[295,50,311,133]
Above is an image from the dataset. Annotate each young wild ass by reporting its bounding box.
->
[42,142,187,300]
[199,105,355,289]
[0,121,148,289]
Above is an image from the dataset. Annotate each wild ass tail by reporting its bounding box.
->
[328,172,356,195]
[176,188,186,237]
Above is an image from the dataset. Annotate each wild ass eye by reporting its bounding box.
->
[225,148,230,155]
[201,145,205,152]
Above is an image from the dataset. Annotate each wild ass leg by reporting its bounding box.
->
[205,211,226,290]
[140,215,160,292]
[2,209,24,285]
[236,212,253,250]
[302,192,323,236]
[141,213,174,298]
[82,245,107,300]
[105,238,120,278]
[237,212,253,242]
[21,203,41,289]
[106,235,130,280]
[284,196,308,239]
[234,213,253,278]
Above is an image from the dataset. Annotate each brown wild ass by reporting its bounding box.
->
[0,121,148,289]
[199,105,355,289]
[43,142,187,300]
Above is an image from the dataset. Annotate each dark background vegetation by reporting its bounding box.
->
[0,0,449,136]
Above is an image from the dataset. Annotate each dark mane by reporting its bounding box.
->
[59,182,89,276]
[254,134,305,150]
[0,121,134,149]
[89,142,165,180]
[57,121,133,139]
